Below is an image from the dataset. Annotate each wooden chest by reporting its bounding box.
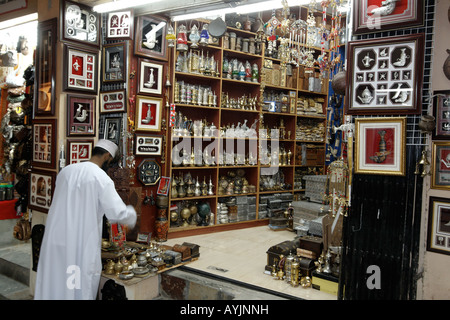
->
[299,235,323,257]
[172,244,191,261]
[265,240,298,272]
[163,250,182,265]
[182,242,200,259]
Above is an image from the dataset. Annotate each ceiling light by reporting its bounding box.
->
[172,7,235,22]
[93,0,164,13]
[0,13,38,30]
[172,0,312,22]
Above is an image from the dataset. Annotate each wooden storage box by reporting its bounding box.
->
[265,240,298,272]
[182,242,200,259]
[299,235,323,257]
[172,244,191,261]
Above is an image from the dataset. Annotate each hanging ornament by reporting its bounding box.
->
[176,24,188,52]
[199,24,210,47]
[189,24,200,48]
[166,23,176,48]
[169,104,176,127]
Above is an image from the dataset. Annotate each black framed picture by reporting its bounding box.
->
[102,42,127,83]
[60,0,100,48]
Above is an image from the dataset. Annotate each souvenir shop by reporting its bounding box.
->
[0,0,448,300]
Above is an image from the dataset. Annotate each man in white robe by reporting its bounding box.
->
[34,140,137,300]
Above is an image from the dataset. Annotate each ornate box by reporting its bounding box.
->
[299,235,323,257]
[265,240,298,272]
[172,244,191,261]
[182,242,200,259]
[163,250,182,265]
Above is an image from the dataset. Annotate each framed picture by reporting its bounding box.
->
[34,18,57,117]
[355,117,406,176]
[32,119,57,169]
[60,0,100,48]
[63,44,98,94]
[29,169,56,213]
[345,34,424,115]
[135,133,163,156]
[103,117,122,146]
[136,232,152,245]
[67,139,94,164]
[134,15,168,61]
[135,95,162,132]
[157,176,171,196]
[353,0,424,35]
[100,90,127,113]
[433,91,450,140]
[102,42,127,83]
[431,141,450,190]
[427,197,450,256]
[106,10,133,40]
[66,94,96,136]
[138,59,164,95]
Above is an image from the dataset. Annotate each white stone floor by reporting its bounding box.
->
[165,226,336,300]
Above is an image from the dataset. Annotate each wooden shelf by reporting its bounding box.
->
[166,14,330,237]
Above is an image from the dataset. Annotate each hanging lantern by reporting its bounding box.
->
[176,24,188,52]
[199,24,209,46]
[166,24,176,48]
[189,24,200,48]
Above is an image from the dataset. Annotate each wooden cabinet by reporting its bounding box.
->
[166,13,329,237]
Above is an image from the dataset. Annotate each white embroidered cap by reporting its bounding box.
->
[95,139,118,158]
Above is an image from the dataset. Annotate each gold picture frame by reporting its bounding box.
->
[355,117,406,176]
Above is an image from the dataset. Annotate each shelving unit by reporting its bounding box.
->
[166,7,332,237]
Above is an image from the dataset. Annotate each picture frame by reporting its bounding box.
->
[138,59,164,96]
[431,141,450,190]
[66,94,96,137]
[32,118,57,169]
[353,0,424,35]
[67,139,94,165]
[157,176,171,196]
[102,42,127,83]
[103,117,122,146]
[28,168,56,213]
[345,33,424,115]
[63,44,98,94]
[100,90,127,113]
[136,232,152,245]
[60,0,100,48]
[432,90,450,140]
[134,15,168,61]
[427,196,450,256]
[135,133,163,156]
[106,10,134,40]
[135,95,162,132]
[355,117,406,176]
[34,18,57,117]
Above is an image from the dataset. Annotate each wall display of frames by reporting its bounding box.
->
[60,0,100,48]
[135,95,162,132]
[433,90,450,140]
[353,0,424,35]
[431,141,450,190]
[106,10,133,40]
[67,139,94,165]
[32,119,57,169]
[134,15,168,61]
[345,33,424,115]
[427,196,450,256]
[355,117,406,176]
[66,94,96,136]
[28,169,56,213]
[100,90,127,113]
[138,59,164,95]
[34,18,57,117]
[102,42,127,83]
[63,44,98,94]
[103,117,122,146]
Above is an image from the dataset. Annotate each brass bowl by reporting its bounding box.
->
[118,270,134,280]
